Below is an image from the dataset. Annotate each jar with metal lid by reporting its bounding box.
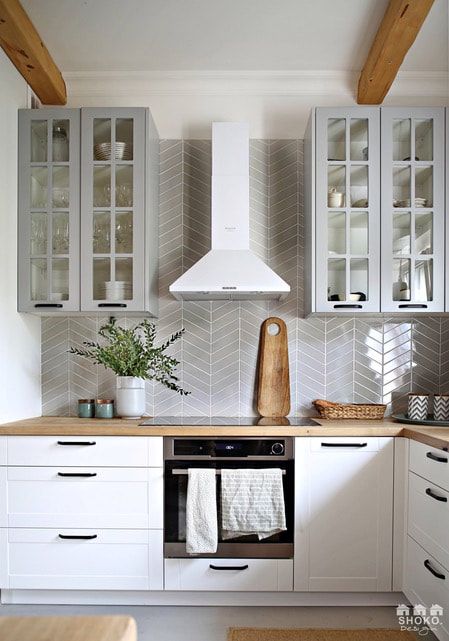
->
[95,399,114,419]
[78,399,95,418]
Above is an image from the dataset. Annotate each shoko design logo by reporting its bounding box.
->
[396,604,443,635]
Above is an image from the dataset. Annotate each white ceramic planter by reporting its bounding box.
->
[115,376,146,419]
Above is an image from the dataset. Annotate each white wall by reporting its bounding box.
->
[0,50,41,423]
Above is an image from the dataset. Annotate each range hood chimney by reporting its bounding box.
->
[169,122,290,301]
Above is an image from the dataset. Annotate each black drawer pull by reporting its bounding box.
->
[58,534,97,540]
[209,564,249,571]
[57,441,96,446]
[34,303,63,308]
[57,472,97,478]
[398,304,428,309]
[426,451,448,463]
[97,303,127,308]
[321,442,368,448]
[424,559,445,580]
[333,304,363,309]
[426,488,448,502]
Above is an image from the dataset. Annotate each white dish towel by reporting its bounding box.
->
[221,468,287,540]
[186,468,218,554]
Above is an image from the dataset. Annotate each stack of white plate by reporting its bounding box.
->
[414,197,427,208]
[101,281,132,301]
[94,142,133,161]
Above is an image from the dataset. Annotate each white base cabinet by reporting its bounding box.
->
[294,436,394,591]
[165,558,293,592]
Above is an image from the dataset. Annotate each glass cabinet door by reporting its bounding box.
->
[18,110,80,312]
[315,108,380,312]
[381,108,444,312]
[81,109,145,312]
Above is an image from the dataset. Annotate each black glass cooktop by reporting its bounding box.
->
[139,416,319,426]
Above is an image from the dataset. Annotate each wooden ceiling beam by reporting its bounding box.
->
[0,0,66,105]
[358,0,434,104]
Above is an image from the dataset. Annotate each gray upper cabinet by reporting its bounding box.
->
[18,107,159,316]
[381,108,445,313]
[18,109,81,313]
[313,107,381,313]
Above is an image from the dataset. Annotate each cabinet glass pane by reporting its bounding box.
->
[328,166,345,207]
[51,258,69,301]
[93,257,111,300]
[52,212,69,255]
[31,167,48,208]
[30,213,47,255]
[328,211,345,255]
[350,212,368,255]
[93,119,112,160]
[350,258,368,300]
[52,120,70,162]
[328,258,346,301]
[327,119,345,161]
[116,258,133,300]
[392,259,411,301]
[93,212,111,254]
[31,121,47,162]
[415,119,433,161]
[116,119,133,161]
[393,119,411,161]
[52,166,69,208]
[415,212,433,256]
[93,166,111,207]
[350,165,368,207]
[415,259,433,302]
[116,165,133,207]
[30,259,47,300]
[393,212,411,255]
[393,166,411,207]
[415,166,433,207]
[116,211,133,254]
[350,119,368,161]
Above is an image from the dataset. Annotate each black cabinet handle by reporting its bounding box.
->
[426,451,448,463]
[57,472,97,478]
[333,304,363,309]
[58,534,97,540]
[426,488,447,502]
[321,442,368,448]
[57,441,96,446]
[398,304,428,309]
[34,303,63,308]
[209,564,249,571]
[424,559,445,580]
[97,303,127,308]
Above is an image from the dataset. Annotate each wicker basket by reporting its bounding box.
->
[313,399,387,420]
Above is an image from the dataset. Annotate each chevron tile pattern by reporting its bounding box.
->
[41,138,449,417]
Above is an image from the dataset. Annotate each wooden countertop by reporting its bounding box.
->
[0,415,448,450]
[0,616,136,641]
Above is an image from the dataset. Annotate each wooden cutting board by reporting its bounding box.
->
[257,317,291,417]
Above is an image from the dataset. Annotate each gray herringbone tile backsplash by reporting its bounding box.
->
[41,140,449,417]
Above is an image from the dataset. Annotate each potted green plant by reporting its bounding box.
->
[69,318,189,418]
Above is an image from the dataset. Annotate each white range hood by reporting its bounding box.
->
[169,122,290,301]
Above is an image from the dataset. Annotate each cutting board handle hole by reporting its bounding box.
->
[267,322,281,336]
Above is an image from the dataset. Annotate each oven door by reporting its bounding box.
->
[164,460,294,559]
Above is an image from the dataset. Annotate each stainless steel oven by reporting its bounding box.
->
[163,437,294,559]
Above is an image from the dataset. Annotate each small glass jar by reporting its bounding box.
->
[78,399,95,418]
[95,399,114,419]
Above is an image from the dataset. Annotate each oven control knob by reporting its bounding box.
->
[271,442,284,456]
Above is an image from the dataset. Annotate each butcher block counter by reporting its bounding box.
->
[0,616,136,641]
[0,415,448,450]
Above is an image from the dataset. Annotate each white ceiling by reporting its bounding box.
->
[21,0,448,73]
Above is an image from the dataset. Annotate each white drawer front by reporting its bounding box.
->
[410,440,449,491]
[408,471,449,571]
[404,536,449,638]
[164,558,293,592]
[4,528,163,591]
[309,437,382,452]
[7,436,163,467]
[6,467,162,529]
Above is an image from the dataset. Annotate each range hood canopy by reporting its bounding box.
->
[169,122,290,301]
